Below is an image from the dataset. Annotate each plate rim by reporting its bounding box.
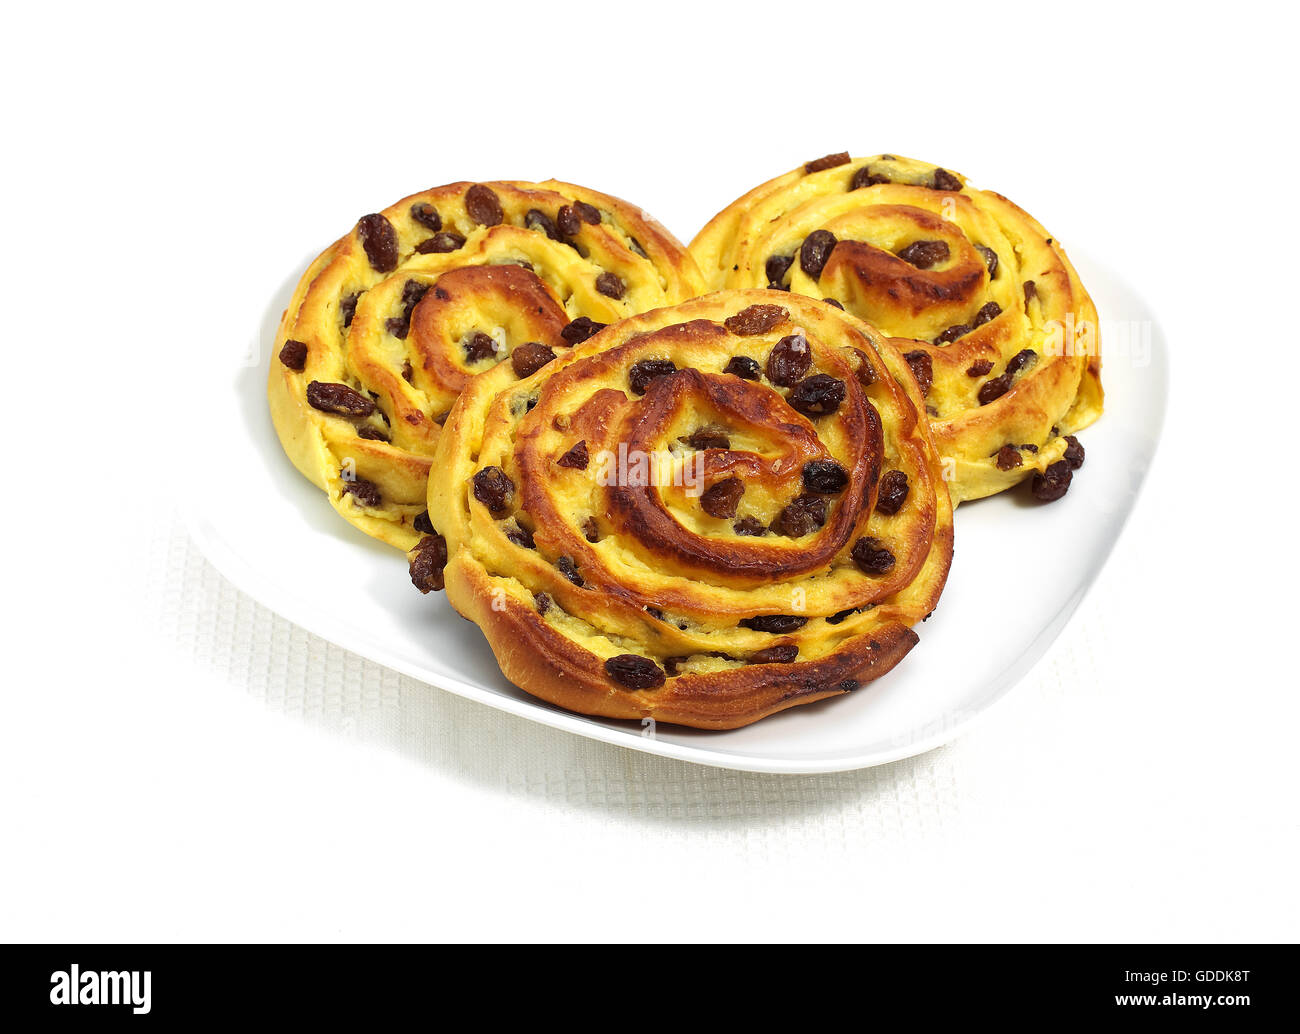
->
[183,254,1169,774]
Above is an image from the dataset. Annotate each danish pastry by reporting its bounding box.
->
[690,153,1103,503]
[420,291,953,729]
[268,180,705,549]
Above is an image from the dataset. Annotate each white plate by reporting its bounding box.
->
[183,252,1166,773]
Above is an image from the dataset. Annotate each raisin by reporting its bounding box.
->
[975,244,999,278]
[561,317,606,345]
[995,445,1022,470]
[974,301,1002,327]
[802,459,849,494]
[306,381,376,417]
[967,359,994,377]
[401,278,429,310]
[682,426,731,450]
[472,466,514,516]
[582,517,601,543]
[765,254,794,285]
[342,477,382,507]
[934,324,972,345]
[463,331,499,363]
[733,517,767,536]
[340,293,360,327]
[574,201,601,224]
[740,615,808,634]
[413,511,435,535]
[628,358,677,395]
[1006,349,1037,375]
[700,477,745,518]
[875,470,910,515]
[789,375,846,416]
[805,151,851,173]
[1063,435,1085,469]
[773,495,826,537]
[465,184,503,225]
[902,351,933,396]
[751,644,798,665]
[416,231,466,254]
[279,339,308,371]
[799,229,837,279]
[723,355,762,380]
[855,352,877,386]
[766,333,812,386]
[724,304,788,335]
[556,204,581,236]
[595,271,625,299]
[356,425,389,442]
[557,441,589,469]
[357,213,398,272]
[826,607,858,625]
[605,654,665,690]
[851,537,895,574]
[931,168,963,191]
[851,166,890,189]
[402,361,414,383]
[511,341,556,378]
[524,208,559,239]
[388,282,427,339]
[978,373,1012,405]
[408,534,448,593]
[556,556,584,586]
[627,236,647,258]
[1023,280,1037,305]
[822,297,845,310]
[411,203,441,232]
[897,239,950,269]
[534,592,552,615]
[1030,460,1073,502]
[506,522,535,548]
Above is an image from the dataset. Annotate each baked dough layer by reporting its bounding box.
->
[691,154,1103,503]
[425,291,953,729]
[269,180,705,549]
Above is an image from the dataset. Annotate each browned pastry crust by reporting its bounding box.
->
[268,180,706,549]
[424,291,954,729]
[690,154,1103,503]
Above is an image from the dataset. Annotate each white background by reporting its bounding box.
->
[2,1,1296,941]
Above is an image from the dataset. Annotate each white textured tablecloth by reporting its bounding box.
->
[122,451,1296,942]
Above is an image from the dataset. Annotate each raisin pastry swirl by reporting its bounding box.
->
[268,180,705,549]
[691,153,1103,504]
[421,291,953,729]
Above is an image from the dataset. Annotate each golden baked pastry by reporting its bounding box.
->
[268,180,706,549]
[690,153,1103,503]
[419,291,953,729]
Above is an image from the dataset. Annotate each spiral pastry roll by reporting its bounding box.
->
[268,180,706,549]
[691,153,1103,504]
[421,291,953,729]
